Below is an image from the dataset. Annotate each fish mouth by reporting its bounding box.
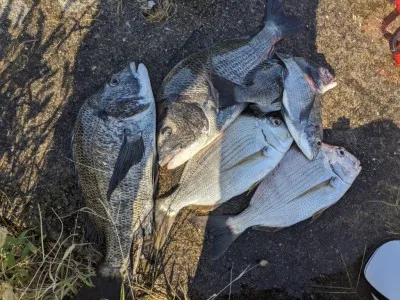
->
[158,147,182,167]
[129,62,137,75]
[296,136,318,160]
[320,74,338,94]
[352,158,362,174]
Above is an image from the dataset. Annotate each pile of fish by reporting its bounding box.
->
[72,0,361,286]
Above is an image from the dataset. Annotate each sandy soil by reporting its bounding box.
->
[1,0,399,299]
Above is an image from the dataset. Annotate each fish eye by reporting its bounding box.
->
[316,140,322,147]
[271,118,281,126]
[161,126,172,137]
[109,75,120,87]
[338,148,345,157]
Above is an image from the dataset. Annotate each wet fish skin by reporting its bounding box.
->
[235,57,337,115]
[73,62,156,278]
[278,53,324,160]
[235,61,284,114]
[155,115,293,248]
[157,0,302,170]
[194,143,361,259]
[293,57,337,94]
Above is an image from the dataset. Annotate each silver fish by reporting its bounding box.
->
[278,53,337,160]
[72,62,156,277]
[155,115,293,247]
[192,143,361,259]
[157,0,302,169]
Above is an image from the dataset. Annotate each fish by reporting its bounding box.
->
[236,57,337,115]
[191,143,361,259]
[277,53,335,160]
[72,62,156,278]
[157,0,302,169]
[155,115,293,248]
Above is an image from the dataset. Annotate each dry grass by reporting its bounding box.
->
[368,186,400,235]
[140,0,177,23]
[207,262,266,300]
[311,244,367,296]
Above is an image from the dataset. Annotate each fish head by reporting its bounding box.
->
[91,62,154,119]
[293,58,337,94]
[262,116,293,153]
[158,102,209,169]
[315,67,337,94]
[322,144,362,184]
[293,131,323,161]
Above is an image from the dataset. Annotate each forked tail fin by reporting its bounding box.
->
[264,0,303,38]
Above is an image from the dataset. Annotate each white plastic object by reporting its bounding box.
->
[364,240,400,300]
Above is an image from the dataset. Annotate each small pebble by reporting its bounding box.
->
[259,260,268,267]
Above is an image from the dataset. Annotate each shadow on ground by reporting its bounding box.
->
[189,119,400,299]
[0,0,97,229]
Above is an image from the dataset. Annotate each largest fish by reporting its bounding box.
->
[157,0,302,169]
[72,62,156,278]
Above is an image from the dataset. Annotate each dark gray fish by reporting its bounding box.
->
[157,0,302,169]
[72,62,156,278]
[192,144,361,259]
[235,57,337,115]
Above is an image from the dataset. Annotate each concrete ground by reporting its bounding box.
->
[0,0,399,298]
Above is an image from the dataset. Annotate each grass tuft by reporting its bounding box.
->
[140,0,177,23]
[0,207,96,299]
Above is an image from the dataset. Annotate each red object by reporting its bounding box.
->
[395,0,400,12]
[393,52,400,66]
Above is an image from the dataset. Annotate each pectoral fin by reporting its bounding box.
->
[210,73,240,109]
[252,225,283,232]
[107,131,144,200]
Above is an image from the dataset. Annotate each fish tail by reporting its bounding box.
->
[190,216,240,260]
[75,275,132,299]
[264,0,302,38]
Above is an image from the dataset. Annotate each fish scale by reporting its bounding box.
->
[233,149,333,230]
[212,30,279,83]
[249,153,328,208]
